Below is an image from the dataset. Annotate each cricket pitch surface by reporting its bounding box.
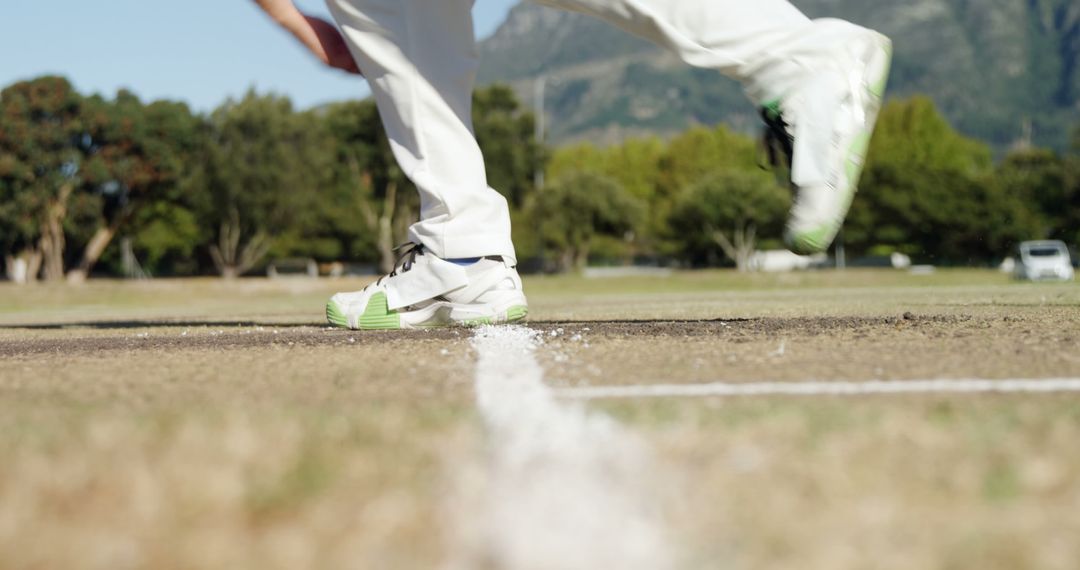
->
[1,270,1078,569]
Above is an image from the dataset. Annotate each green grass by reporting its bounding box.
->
[2,268,1072,327]
[525,267,1020,295]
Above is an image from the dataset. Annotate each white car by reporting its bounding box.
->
[1013,240,1075,282]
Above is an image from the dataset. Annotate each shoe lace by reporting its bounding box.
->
[759,106,795,188]
[370,242,424,289]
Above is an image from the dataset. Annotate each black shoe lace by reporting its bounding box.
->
[760,106,795,188]
[370,242,424,289]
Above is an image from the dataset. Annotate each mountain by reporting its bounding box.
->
[477,0,1080,150]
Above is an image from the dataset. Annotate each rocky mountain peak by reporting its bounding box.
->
[478,0,1080,150]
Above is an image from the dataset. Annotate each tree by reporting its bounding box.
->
[657,126,760,197]
[993,148,1066,242]
[528,170,643,272]
[1,78,206,282]
[545,126,766,261]
[322,99,415,273]
[0,151,43,282]
[201,92,333,278]
[0,77,85,282]
[847,97,1043,263]
[669,169,789,269]
[472,85,543,208]
[547,138,666,255]
[1065,127,1080,247]
[65,93,204,282]
[123,200,203,277]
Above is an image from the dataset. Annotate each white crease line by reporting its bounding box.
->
[554,378,1080,400]
[460,325,674,570]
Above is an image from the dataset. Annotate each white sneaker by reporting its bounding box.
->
[326,244,529,330]
[763,29,893,254]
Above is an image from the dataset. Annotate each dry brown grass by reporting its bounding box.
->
[0,272,1078,569]
[0,339,477,569]
[637,397,1080,570]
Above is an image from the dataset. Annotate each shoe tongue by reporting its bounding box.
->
[383,255,470,310]
[446,257,482,267]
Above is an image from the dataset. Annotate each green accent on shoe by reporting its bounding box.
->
[846,131,873,188]
[505,305,529,323]
[762,99,783,121]
[460,316,494,327]
[326,301,349,329]
[458,305,529,328]
[870,44,893,98]
[357,292,402,330]
[789,224,835,255]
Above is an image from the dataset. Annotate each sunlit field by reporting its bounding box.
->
[1,269,1078,569]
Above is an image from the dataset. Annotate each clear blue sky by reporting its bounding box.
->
[0,0,520,112]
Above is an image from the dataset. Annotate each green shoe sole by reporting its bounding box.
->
[505,305,529,323]
[326,300,349,329]
[788,225,834,256]
[325,292,403,330]
[459,305,530,327]
[326,298,529,330]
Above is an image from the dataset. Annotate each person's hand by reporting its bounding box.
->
[302,16,361,75]
[256,0,363,76]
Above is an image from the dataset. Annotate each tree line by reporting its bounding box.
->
[543,97,1080,270]
[1,76,1077,282]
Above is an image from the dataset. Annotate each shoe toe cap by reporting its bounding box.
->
[325,298,350,328]
[330,290,368,311]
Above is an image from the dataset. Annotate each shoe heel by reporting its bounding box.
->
[504,305,529,324]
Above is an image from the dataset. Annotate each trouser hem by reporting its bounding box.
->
[413,231,518,266]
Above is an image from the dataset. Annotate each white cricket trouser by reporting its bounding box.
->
[325,0,870,264]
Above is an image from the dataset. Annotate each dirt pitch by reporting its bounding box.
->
[1,270,1078,569]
